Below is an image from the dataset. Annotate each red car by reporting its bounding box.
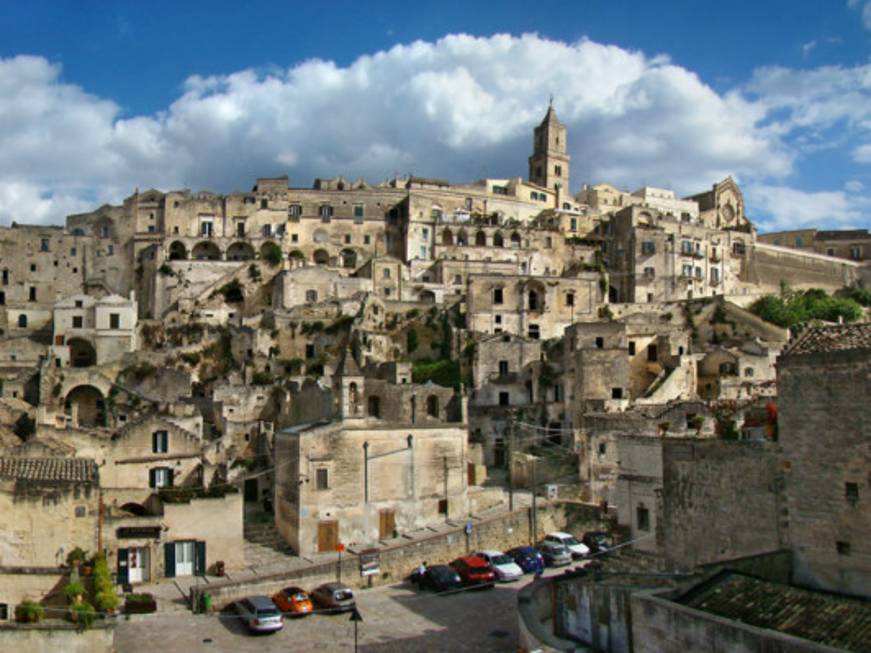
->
[449,556,496,588]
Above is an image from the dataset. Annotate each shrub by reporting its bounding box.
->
[179,351,201,366]
[406,328,419,353]
[261,242,283,266]
[15,601,44,623]
[70,601,96,630]
[96,590,119,612]
[750,287,863,329]
[247,264,262,282]
[64,581,86,602]
[412,359,461,388]
[251,371,274,386]
[158,263,174,276]
[843,285,871,307]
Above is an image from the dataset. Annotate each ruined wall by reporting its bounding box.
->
[661,439,783,571]
[778,348,871,598]
[746,243,857,292]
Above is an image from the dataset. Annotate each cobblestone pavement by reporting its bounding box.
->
[115,568,559,652]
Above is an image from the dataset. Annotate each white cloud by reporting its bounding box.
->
[847,1,871,30]
[747,183,869,231]
[802,40,817,58]
[0,35,798,225]
[853,143,871,162]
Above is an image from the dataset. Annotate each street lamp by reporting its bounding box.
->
[350,607,363,652]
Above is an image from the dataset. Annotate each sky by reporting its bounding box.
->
[1,1,871,232]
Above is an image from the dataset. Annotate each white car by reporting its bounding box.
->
[543,532,590,559]
[474,550,523,582]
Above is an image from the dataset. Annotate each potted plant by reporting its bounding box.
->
[14,601,45,623]
[70,601,96,631]
[123,593,157,614]
[96,590,120,616]
[64,580,86,604]
[66,547,87,570]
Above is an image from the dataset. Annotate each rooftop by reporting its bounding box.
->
[0,457,98,484]
[782,323,871,357]
[679,572,871,652]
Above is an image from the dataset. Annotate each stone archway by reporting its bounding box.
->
[227,241,255,261]
[340,248,358,269]
[65,385,106,428]
[192,241,221,261]
[168,241,187,261]
[313,249,330,265]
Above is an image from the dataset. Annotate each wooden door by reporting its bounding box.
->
[318,520,338,553]
[379,510,395,539]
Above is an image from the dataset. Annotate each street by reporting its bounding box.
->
[113,570,550,652]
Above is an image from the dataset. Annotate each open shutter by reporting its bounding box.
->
[149,469,156,488]
[116,548,129,586]
[164,542,175,578]
[195,541,206,576]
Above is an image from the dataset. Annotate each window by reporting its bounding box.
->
[72,316,83,329]
[438,499,448,515]
[636,505,650,532]
[17,314,27,328]
[364,235,371,245]
[149,467,172,488]
[695,267,703,280]
[545,237,552,249]
[260,199,268,209]
[291,234,298,243]
[565,292,575,307]
[262,224,273,237]
[498,360,509,375]
[827,248,835,256]
[319,205,333,221]
[628,341,636,355]
[28,287,36,302]
[836,541,851,555]
[641,241,655,255]
[453,274,462,285]
[305,344,316,359]
[382,268,391,279]
[109,313,120,329]
[647,344,658,362]
[419,245,427,258]
[598,442,606,456]
[421,227,429,241]
[354,205,364,223]
[306,290,318,302]
[289,204,302,221]
[846,482,859,505]
[644,267,655,279]
[682,264,693,278]
[152,430,168,453]
[30,263,36,272]
[553,385,563,402]
[200,221,213,237]
[101,225,109,238]
[744,367,754,377]
[368,396,381,418]
[570,218,577,232]
[595,337,604,349]
[107,245,114,255]
[850,246,863,260]
[344,234,352,244]
[681,240,693,255]
[498,392,510,406]
[555,165,562,176]
[1,269,7,285]
[794,236,803,247]
[528,324,540,340]
[0,291,4,305]
[494,314,502,324]
[611,388,623,399]
[316,468,329,490]
[711,268,720,283]
[493,288,503,304]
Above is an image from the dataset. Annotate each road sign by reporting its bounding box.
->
[336,543,346,552]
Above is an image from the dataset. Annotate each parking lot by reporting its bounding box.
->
[114,567,559,652]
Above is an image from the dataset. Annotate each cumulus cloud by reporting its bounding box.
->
[746,183,870,231]
[848,0,871,30]
[0,35,801,226]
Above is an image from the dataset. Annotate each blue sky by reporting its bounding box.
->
[1,0,871,231]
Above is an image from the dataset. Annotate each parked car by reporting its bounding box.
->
[539,542,572,567]
[310,582,356,613]
[506,546,545,575]
[543,532,590,559]
[271,586,314,616]
[413,564,464,593]
[582,531,613,555]
[233,596,284,634]
[449,556,496,588]
[473,550,523,582]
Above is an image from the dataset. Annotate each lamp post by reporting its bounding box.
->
[350,607,363,652]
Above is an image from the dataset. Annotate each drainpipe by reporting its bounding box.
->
[363,442,369,503]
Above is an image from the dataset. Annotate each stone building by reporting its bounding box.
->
[759,227,871,262]
[778,323,871,598]
[50,293,137,368]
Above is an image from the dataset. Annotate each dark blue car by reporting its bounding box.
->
[506,546,545,574]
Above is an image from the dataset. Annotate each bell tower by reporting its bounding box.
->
[528,99,571,201]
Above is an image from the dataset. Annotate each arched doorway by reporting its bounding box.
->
[226,241,255,261]
[457,229,468,246]
[313,249,330,266]
[168,241,187,261]
[510,232,521,248]
[68,338,96,368]
[65,385,106,428]
[475,231,487,246]
[192,241,221,261]
[419,290,436,304]
[442,229,454,246]
[493,232,504,247]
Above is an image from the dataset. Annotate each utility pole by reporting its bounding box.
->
[443,456,449,523]
[530,459,538,545]
[508,412,515,512]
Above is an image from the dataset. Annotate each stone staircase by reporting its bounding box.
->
[243,516,296,573]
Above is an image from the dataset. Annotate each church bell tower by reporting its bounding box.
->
[528,100,571,202]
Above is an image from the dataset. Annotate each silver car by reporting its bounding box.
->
[540,542,572,567]
[234,595,284,633]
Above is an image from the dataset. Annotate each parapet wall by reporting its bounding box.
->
[745,244,858,291]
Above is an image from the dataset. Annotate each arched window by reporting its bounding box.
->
[457,229,468,246]
[426,395,439,418]
[493,232,504,247]
[510,232,521,248]
[17,314,27,328]
[475,231,486,246]
[442,229,454,246]
[349,382,359,414]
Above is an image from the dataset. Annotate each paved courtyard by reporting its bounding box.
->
[114,569,555,652]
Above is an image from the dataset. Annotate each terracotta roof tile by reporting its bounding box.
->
[782,323,871,357]
[0,457,98,483]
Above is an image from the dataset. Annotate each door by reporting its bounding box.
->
[175,541,195,576]
[244,478,258,502]
[128,547,150,584]
[117,547,129,586]
[317,521,338,553]
[378,510,395,539]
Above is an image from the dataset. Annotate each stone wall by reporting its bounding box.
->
[0,621,114,653]
[660,439,783,571]
[745,243,857,292]
[197,502,606,610]
[778,347,871,598]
